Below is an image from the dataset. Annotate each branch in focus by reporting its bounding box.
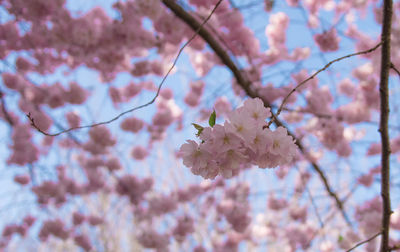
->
[27,0,223,137]
[164,0,352,226]
[270,42,382,126]
[378,0,393,251]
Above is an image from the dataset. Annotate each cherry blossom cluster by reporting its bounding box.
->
[180,98,298,179]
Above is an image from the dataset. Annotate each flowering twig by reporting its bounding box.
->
[27,0,223,136]
[269,42,382,127]
[346,231,382,252]
[378,0,393,251]
[165,0,352,226]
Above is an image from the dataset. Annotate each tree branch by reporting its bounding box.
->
[27,0,223,136]
[390,62,400,77]
[379,0,393,251]
[270,42,382,126]
[162,0,352,226]
[346,232,382,252]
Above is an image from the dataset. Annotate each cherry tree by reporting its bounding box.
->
[0,0,399,251]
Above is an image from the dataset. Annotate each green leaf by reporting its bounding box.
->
[338,235,343,242]
[208,110,216,127]
[192,123,204,137]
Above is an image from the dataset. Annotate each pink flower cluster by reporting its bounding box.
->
[116,175,153,205]
[184,80,205,107]
[39,219,69,241]
[2,216,35,238]
[180,98,298,179]
[314,28,340,52]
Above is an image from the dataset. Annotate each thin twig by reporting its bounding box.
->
[27,0,223,136]
[269,42,382,127]
[390,62,400,77]
[346,232,382,252]
[295,166,324,228]
[378,0,393,251]
[164,0,352,226]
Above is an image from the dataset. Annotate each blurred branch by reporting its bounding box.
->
[163,0,352,226]
[27,0,223,136]
[389,244,400,251]
[346,231,382,252]
[0,89,14,126]
[379,0,393,251]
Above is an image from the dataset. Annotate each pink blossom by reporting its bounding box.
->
[89,126,116,146]
[2,73,23,90]
[211,125,242,153]
[225,109,256,142]
[88,215,103,226]
[120,117,144,133]
[66,82,88,104]
[358,173,374,187]
[109,86,122,104]
[39,219,69,241]
[7,124,39,165]
[266,127,297,162]
[16,57,32,72]
[188,50,215,76]
[214,97,232,116]
[289,47,311,61]
[242,97,271,124]
[123,82,141,99]
[336,101,371,123]
[116,175,153,205]
[289,205,307,222]
[137,229,170,249]
[14,174,30,185]
[72,212,85,226]
[74,234,92,251]
[148,194,177,216]
[2,224,18,237]
[192,160,219,179]
[66,111,81,128]
[152,108,174,127]
[268,195,288,210]
[180,140,210,170]
[338,78,356,96]
[23,216,36,227]
[218,149,248,178]
[184,92,201,107]
[314,28,340,52]
[160,88,173,100]
[46,83,66,108]
[105,157,122,171]
[286,0,299,6]
[391,209,400,230]
[131,146,149,160]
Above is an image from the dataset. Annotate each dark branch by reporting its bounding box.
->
[163,0,352,226]
[379,0,393,251]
